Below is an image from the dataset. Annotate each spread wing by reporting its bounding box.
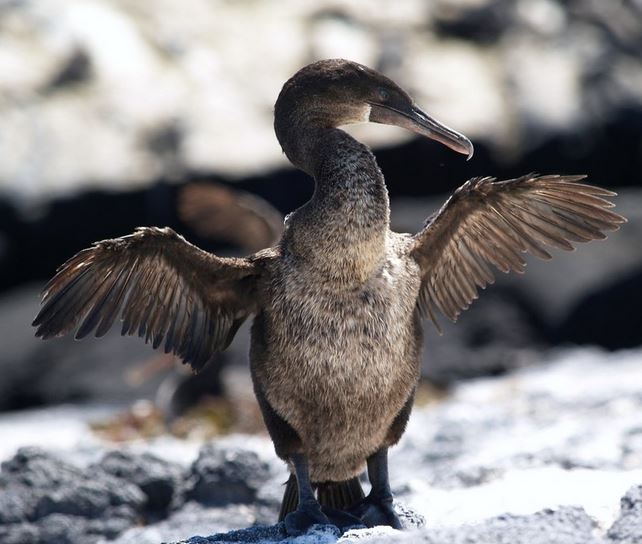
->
[410,174,626,330]
[33,227,263,371]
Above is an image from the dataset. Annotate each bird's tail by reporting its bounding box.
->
[278,474,365,521]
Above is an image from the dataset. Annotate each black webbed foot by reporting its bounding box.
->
[321,505,366,532]
[284,501,331,536]
[349,495,402,529]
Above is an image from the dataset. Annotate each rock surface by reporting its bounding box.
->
[96,450,185,515]
[606,485,642,544]
[178,506,600,544]
[0,442,279,544]
[167,495,642,544]
[0,447,145,544]
[340,506,602,544]
[188,443,271,507]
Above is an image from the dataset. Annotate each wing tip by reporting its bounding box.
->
[615,214,628,225]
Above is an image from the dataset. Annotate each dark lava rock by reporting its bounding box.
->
[0,522,39,544]
[1,513,132,544]
[0,447,145,543]
[607,485,642,543]
[179,523,339,544]
[96,450,186,515]
[188,443,271,506]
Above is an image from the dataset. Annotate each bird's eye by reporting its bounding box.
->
[377,88,390,102]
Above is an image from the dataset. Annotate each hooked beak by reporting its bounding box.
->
[369,103,474,160]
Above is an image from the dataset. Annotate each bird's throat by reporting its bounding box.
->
[283,127,391,285]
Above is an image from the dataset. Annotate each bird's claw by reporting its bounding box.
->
[349,494,402,529]
[283,502,331,536]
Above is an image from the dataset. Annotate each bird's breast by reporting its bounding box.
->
[252,243,423,440]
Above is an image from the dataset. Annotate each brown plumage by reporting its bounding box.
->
[33,59,626,534]
[33,228,259,370]
[411,174,624,329]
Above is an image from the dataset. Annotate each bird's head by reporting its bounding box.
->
[274,58,473,160]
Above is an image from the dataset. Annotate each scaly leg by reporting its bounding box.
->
[283,454,330,535]
[350,448,402,529]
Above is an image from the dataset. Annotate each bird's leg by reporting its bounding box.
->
[283,453,330,535]
[350,447,402,529]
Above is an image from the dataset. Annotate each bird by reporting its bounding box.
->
[33,58,626,535]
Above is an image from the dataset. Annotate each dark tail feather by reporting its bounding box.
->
[279,474,299,521]
[317,477,365,510]
[279,475,365,521]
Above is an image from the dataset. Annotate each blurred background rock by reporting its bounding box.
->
[0,0,641,437]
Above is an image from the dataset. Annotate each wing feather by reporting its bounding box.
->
[33,226,264,371]
[411,175,626,329]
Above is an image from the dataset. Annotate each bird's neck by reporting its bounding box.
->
[282,125,390,285]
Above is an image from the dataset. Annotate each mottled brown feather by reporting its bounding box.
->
[32,226,260,371]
